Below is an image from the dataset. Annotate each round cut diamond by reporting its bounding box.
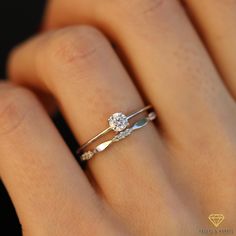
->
[108,113,129,132]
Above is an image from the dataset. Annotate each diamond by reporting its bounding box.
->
[108,113,129,132]
[148,112,157,121]
[113,128,132,142]
[81,151,94,161]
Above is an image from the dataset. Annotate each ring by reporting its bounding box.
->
[77,105,153,154]
[80,111,156,161]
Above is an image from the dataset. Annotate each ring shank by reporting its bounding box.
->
[77,127,112,153]
[77,105,153,154]
[80,111,156,161]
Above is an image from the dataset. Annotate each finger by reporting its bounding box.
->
[0,83,111,235]
[41,0,236,215]
[43,0,235,145]
[8,26,175,231]
[96,0,236,216]
[183,0,236,99]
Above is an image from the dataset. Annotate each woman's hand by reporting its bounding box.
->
[1,0,236,235]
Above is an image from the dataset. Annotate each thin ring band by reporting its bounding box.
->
[80,112,156,161]
[77,105,152,153]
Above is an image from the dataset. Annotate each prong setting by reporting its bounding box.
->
[108,113,129,132]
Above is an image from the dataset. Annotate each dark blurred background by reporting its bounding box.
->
[0,0,46,79]
[0,1,75,235]
[0,1,46,234]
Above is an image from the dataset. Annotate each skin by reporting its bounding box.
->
[0,0,236,235]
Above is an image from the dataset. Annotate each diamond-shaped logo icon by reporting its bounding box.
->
[208,214,224,227]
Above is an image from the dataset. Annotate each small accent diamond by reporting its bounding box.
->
[81,151,94,161]
[108,113,129,132]
[113,128,132,142]
[148,112,157,121]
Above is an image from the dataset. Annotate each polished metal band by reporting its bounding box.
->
[77,105,152,154]
[80,111,156,161]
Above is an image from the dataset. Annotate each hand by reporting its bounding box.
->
[1,0,236,235]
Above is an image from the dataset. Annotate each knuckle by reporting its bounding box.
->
[140,0,166,15]
[44,26,107,66]
[0,86,37,136]
[106,0,166,18]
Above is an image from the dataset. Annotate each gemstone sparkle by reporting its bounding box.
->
[81,151,94,161]
[108,113,129,132]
